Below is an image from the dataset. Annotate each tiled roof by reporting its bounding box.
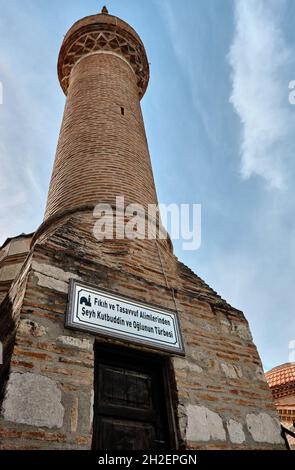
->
[266,363,295,388]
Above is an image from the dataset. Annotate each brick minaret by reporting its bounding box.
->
[0,8,285,450]
[45,9,157,222]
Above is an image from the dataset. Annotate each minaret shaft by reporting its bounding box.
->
[45,52,157,220]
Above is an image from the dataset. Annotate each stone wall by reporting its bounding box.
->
[0,212,285,449]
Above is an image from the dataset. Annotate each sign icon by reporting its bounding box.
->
[80,294,92,307]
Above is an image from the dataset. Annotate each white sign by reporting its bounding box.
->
[66,280,184,354]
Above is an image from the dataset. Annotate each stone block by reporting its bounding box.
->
[227,419,245,444]
[246,412,283,444]
[2,372,64,429]
[186,405,226,442]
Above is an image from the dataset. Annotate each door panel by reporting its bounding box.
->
[99,365,153,410]
[98,417,156,450]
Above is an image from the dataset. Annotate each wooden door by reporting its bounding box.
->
[92,345,173,450]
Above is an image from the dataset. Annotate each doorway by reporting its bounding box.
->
[92,343,176,450]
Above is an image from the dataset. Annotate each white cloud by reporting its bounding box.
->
[229,0,295,189]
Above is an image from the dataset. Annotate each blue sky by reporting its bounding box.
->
[0,0,294,371]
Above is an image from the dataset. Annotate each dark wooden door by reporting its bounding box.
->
[92,345,172,450]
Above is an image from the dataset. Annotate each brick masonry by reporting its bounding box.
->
[0,235,32,304]
[0,10,285,450]
[0,211,285,449]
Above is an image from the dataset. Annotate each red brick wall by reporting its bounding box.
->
[45,53,158,221]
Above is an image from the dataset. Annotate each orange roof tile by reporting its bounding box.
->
[266,363,295,388]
